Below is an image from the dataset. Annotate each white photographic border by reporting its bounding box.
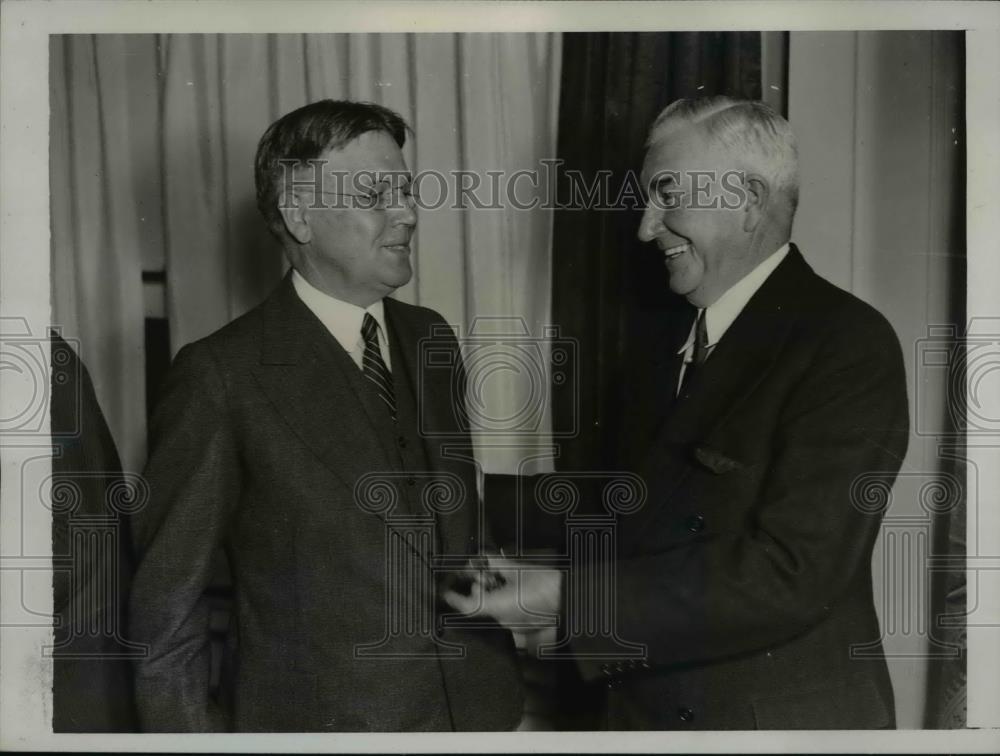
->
[1,1,998,751]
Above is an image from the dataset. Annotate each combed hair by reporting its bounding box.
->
[647,96,799,214]
[254,99,410,236]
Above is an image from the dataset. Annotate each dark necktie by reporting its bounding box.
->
[361,313,396,421]
[680,308,709,392]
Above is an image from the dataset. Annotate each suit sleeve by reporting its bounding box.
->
[572,310,910,672]
[129,342,240,731]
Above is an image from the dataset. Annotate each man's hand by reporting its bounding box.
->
[442,555,562,632]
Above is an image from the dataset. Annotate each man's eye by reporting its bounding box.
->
[655,182,683,208]
[356,191,380,208]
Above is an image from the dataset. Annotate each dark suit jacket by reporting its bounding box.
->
[572,246,909,729]
[130,275,523,732]
[51,334,138,732]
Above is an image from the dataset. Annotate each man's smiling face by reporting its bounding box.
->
[292,129,416,307]
[637,124,752,308]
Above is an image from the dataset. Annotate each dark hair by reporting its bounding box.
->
[254,99,410,236]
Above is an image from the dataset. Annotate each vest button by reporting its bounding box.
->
[397,436,407,448]
[678,707,694,722]
[686,514,705,533]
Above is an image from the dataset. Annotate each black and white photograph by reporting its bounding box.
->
[1,1,998,751]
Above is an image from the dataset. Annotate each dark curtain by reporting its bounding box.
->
[550,32,762,474]
[542,33,762,728]
[924,34,967,729]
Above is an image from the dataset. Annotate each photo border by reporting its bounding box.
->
[2,1,998,751]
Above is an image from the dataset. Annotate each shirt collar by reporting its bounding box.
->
[677,243,790,355]
[291,269,388,351]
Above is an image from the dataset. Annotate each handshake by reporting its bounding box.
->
[441,554,563,649]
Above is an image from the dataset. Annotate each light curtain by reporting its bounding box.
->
[50,33,562,475]
[50,36,149,474]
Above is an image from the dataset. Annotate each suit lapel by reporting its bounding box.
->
[657,247,809,445]
[624,247,811,542]
[385,300,472,558]
[250,275,396,511]
[647,306,695,436]
[617,302,692,466]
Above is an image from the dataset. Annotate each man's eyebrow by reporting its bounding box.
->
[651,172,678,187]
[373,171,413,187]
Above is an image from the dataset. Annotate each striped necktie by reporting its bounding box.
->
[361,313,396,421]
[680,308,709,392]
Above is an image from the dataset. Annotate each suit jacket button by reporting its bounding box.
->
[678,707,694,722]
[686,514,705,533]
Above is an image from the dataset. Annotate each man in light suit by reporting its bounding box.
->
[447,97,909,730]
[129,100,522,732]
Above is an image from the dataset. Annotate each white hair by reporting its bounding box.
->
[648,96,800,215]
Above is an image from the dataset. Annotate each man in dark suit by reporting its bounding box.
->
[446,97,909,729]
[129,100,522,732]
[51,333,138,732]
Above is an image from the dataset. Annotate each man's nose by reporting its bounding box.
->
[390,195,417,227]
[637,203,663,243]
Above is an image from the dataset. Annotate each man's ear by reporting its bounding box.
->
[742,173,769,233]
[278,189,312,245]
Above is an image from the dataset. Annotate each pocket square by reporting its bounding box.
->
[693,445,744,474]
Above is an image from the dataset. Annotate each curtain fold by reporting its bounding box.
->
[50,33,561,475]
[50,35,148,473]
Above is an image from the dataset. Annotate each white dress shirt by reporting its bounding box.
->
[676,243,789,394]
[291,269,392,372]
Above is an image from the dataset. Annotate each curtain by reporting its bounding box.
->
[788,31,966,727]
[549,32,762,474]
[49,36,149,474]
[920,32,967,729]
[50,33,562,475]
[531,33,762,728]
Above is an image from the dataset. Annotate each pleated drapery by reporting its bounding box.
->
[50,36,149,473]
